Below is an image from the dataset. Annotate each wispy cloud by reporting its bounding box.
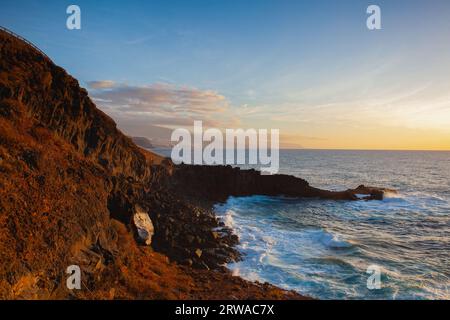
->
[87,80,117,89]
[88,81,239,129]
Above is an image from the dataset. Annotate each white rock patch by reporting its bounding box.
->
[133,205,154,246]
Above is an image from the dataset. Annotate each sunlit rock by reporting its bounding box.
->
[133,205,154,246]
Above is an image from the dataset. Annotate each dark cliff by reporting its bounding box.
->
[171,164,371,201]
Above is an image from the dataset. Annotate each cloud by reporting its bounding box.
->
[94,82,229,114]
[88,81,240,132]
[87,80,117,89]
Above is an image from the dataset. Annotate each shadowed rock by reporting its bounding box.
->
[171,164,393,202]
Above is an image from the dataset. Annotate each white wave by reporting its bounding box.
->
[383,191,404,199]
[313,230,353,249]
[223,210,235,228]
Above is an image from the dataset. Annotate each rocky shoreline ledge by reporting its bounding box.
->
[0,29,390,299]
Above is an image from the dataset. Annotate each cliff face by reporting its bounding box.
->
[0,31,163,182]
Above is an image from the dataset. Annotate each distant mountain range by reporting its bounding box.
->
[131,136,154,149]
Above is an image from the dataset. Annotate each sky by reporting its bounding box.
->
[1,0,450,150]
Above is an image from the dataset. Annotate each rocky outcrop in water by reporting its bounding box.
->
[171,164,390,201]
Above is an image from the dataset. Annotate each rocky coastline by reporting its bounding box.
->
[0,29,390,299]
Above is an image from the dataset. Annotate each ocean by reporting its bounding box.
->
[214,150,450,300]
[153,148,450,299]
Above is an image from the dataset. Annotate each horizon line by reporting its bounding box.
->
[280,147,450,152]
[150,146,450,152]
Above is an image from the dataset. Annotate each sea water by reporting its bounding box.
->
[213,150,450,299]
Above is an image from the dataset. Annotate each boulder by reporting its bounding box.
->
[133,205,154,246]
